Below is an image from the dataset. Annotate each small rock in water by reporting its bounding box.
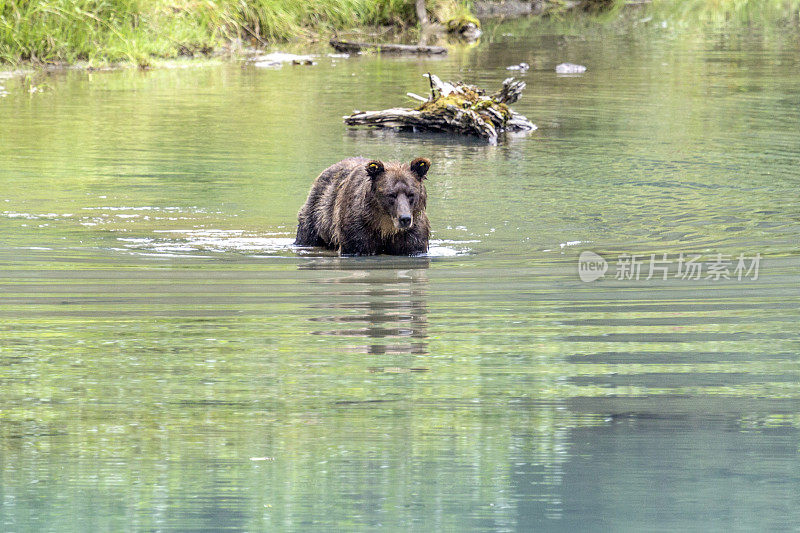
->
[506,62,530,72]
[556,63,587,74]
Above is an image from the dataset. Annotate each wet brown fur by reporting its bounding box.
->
[295,157,431,255]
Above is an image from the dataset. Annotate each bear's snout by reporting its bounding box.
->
[394,194,413,230]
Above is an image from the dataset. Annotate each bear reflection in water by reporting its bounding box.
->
[299,257,429,357]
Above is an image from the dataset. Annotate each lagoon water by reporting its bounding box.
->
[2,17,800,531]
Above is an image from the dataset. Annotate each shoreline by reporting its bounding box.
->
[0,0,603,72]
[2,0,799,74]
[0,0,464,70]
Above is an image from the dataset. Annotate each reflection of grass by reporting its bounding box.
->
[577,0,800,24]
[516,0,800,32]
[2,250,799,526]
[486,0,800,36]
[645,0,800,25]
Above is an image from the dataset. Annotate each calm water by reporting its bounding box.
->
[2,17,800,531]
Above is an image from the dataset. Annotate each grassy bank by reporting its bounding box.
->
[2,0,799,67]
[0,0,426,66]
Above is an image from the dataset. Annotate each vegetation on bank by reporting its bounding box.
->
[0,0,472,66]
[1,0,799,67]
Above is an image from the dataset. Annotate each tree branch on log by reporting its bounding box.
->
[492,77,526,104]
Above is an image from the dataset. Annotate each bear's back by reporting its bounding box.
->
[299,158,369,247]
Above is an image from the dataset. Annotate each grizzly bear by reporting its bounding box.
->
[295,157,431,256]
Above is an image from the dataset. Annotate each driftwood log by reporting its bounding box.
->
[329,38,447,55]
[344,74,536,145]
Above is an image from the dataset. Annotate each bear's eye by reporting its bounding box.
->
[407,194,415,202]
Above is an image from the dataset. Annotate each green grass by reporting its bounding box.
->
[2,0,799,67]
[0,0,418,66]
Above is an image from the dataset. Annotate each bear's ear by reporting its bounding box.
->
[410,158,431,180]
[366,160,384,179]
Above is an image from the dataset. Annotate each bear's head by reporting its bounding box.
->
[366,158,430,232]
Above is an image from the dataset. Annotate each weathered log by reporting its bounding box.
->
[343,74,536,145]
[329,38,447,55]
[345,106,499,142]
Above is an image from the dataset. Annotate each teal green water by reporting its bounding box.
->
[2,18,800,531]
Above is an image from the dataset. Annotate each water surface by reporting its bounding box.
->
[1,17,799,531]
